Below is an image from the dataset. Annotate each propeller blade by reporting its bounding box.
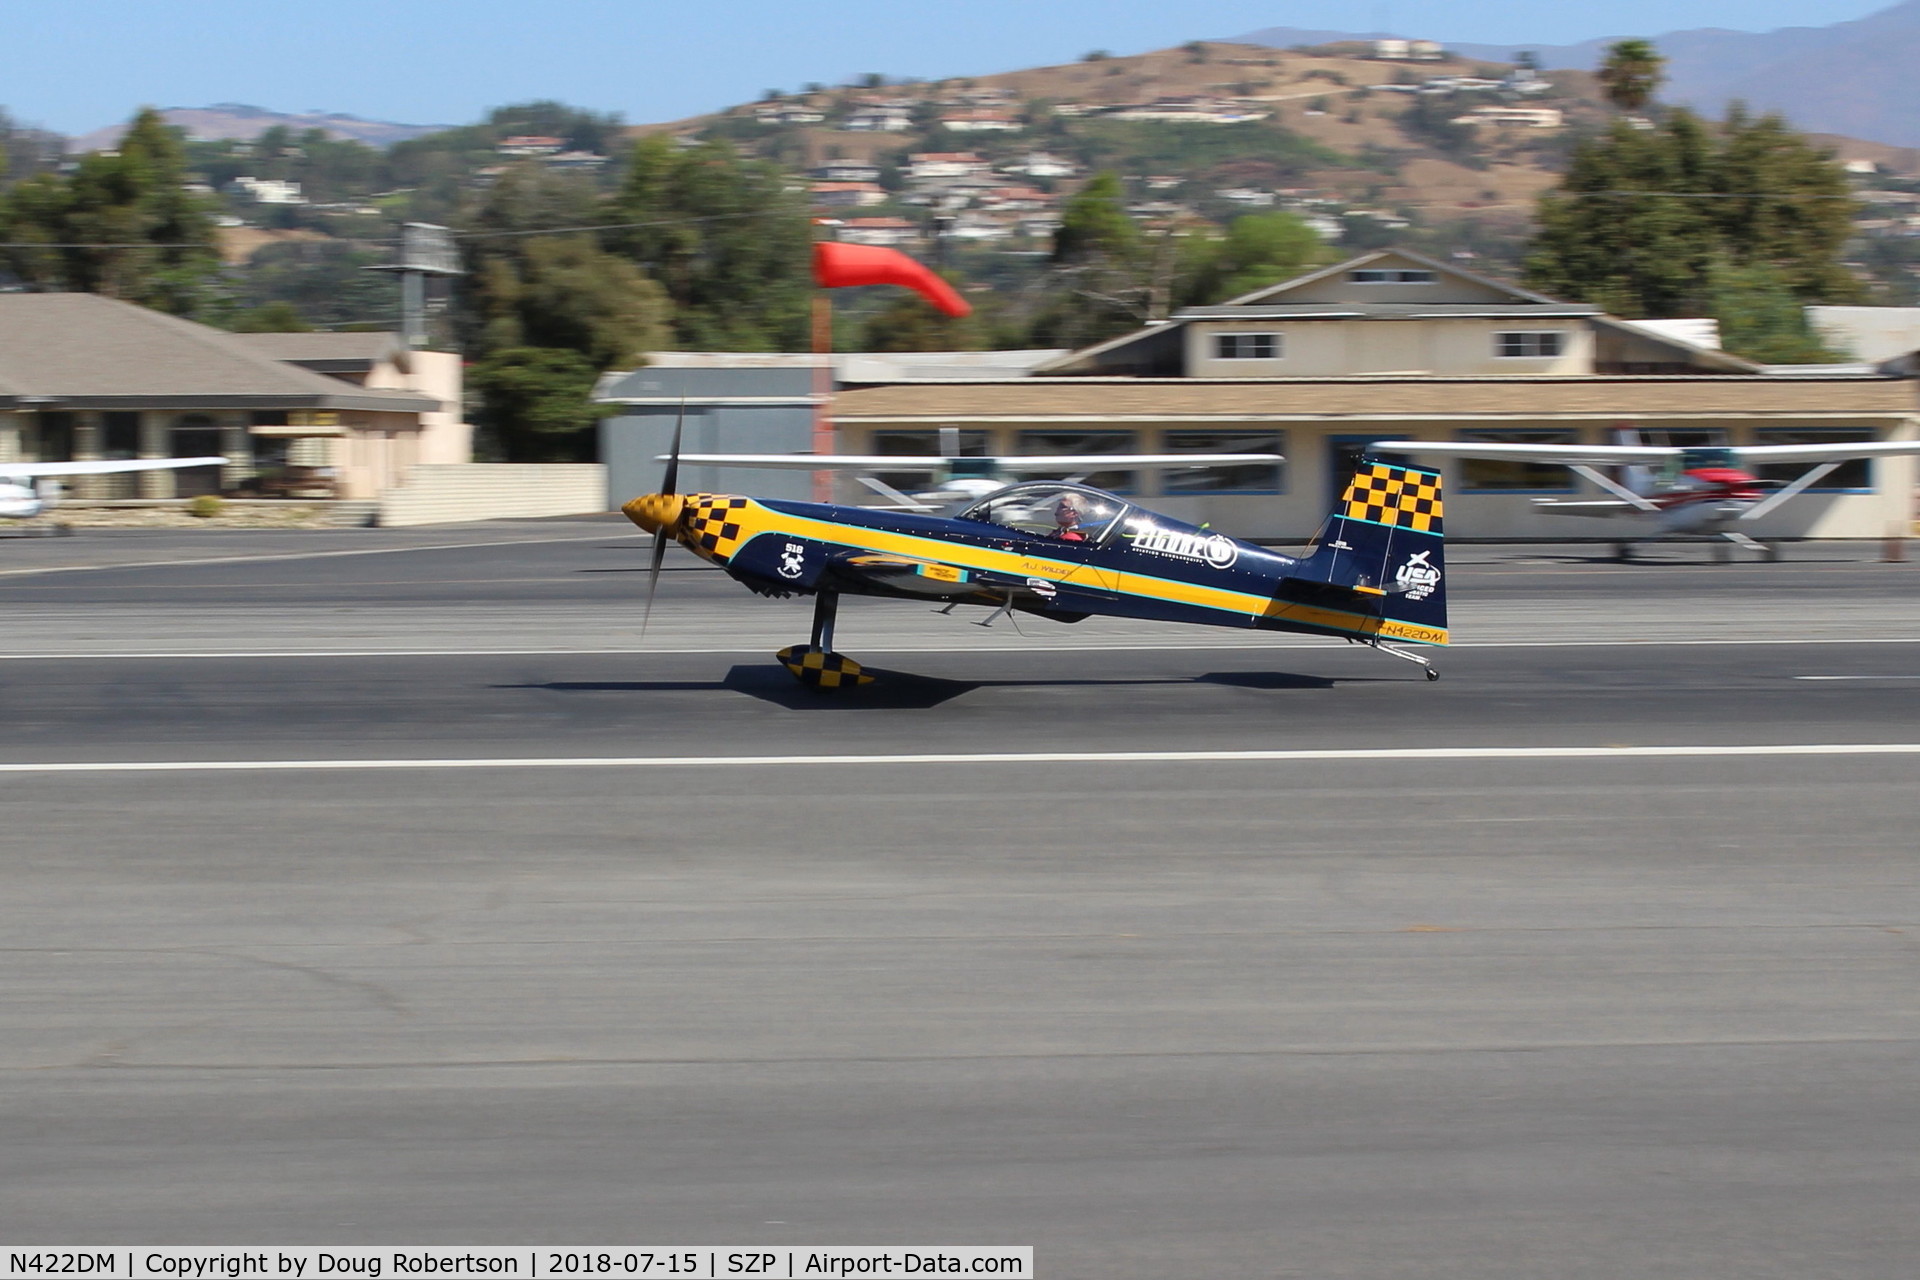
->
[661,397,685,497]
[639,526,670,641]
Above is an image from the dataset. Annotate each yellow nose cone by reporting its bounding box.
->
[623,492,686,535]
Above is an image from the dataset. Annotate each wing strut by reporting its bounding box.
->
[1738,462,1842,522]
[1569,464,1661,513]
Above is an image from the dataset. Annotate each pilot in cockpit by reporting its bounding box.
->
[1053,496,1086,542]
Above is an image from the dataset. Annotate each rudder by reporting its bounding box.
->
[1299,458,1448,644]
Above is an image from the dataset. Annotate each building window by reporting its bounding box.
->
[1017,429,1140,493]
[35,411,75,462]
[1495,331,1566,358]
[1750,427,1878,492]
[1455,429,1579,492]
[103,411,141,459]
[1160,430,1285,495]
[1213,332,1281,360]
[1349,269,1435,283]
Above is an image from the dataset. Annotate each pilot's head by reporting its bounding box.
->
[1054,497,1080,527]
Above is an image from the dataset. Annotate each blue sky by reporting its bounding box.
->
[8,0,1895,136]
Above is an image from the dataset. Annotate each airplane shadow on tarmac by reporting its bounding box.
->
[501,665,1374,710]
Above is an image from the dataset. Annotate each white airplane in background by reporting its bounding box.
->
[1370,434,1920,559]
[666,430,1282,511]
[1,456,228,530]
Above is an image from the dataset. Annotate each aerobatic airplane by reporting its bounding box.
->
[2,456,229,530]
[1370,433,1920,559]
[624,429,1449,687]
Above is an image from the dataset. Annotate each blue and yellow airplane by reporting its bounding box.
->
[623,445,1449,687]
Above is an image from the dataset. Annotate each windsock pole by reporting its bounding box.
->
[812,288,833,503]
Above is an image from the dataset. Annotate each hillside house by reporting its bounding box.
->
[811,162,883,183]
[1451,105,1564,129]
[843,105,913,132]
[940,110,1020,133]
[906,152,991,180]
[498,136,565,156]
[835,216,920,247]
[810,181,888,208]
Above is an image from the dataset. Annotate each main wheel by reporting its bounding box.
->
[1424,668,1441,682]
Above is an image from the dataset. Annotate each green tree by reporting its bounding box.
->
[474,233,667,368]
[856,271,984,351]
[1051,170,1139,267]
[1710,104,1859,301]
[1525,107,1861,320]
[468,346,606,462]
[1175,211,1324,306]
[608,135,812,350]
[1033,171,1149,346]
[1525,112,1719,317]
[1596,38,1665,113]
[1703,259,1850,364]
[228,300,313,332]
[1,107,222,316]
[228,239,398,330]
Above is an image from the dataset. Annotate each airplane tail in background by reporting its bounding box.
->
[1297,458,1448,644]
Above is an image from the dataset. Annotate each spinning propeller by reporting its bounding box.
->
[622,402,688,640]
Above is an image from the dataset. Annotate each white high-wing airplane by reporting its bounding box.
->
[1369,436,1920,558]
[1,456,229,527]
[662,431,1280,511]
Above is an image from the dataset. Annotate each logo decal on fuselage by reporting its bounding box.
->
[1128,523,1239,570]
[777,542,807,579]
[1395,550,1440,601]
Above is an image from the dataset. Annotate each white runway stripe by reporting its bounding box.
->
[4,743,1919,774]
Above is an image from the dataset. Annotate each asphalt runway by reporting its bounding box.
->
[3,521,1918,1277]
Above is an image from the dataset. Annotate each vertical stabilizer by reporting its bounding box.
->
[1299,458,1448,644]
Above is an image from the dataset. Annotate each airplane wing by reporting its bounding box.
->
[1368,441,1675,465]
[1532,498,1640,515]
[664,452,1283,471]
[0,456,228,478]
[993,454,1283,471]
[1731,441,1920,465]
[671,453,950,471]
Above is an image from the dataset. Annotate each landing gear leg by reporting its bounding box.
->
[1368,638,1440,681]
[1614,540,1635,562]
[776,590,873,689]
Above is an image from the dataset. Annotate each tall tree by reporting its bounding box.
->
[1031,171,1149,347]
[1710,104,1859,302]
[1596,38,1665,113]
[1525,112,1720,318]
[458,164,669,457]
[468,346,606,462]
[608,134,813,350]
[0,107,221,316]
[1524,107,1859,332]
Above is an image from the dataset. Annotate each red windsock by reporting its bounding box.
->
[812,241,971,317]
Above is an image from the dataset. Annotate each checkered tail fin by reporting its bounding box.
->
[1299,458,1447,635]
